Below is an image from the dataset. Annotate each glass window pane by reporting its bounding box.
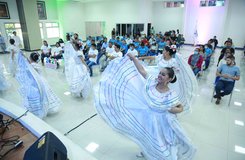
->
[5,24,14,29]
[52,23,58,27]
[39,23,42,27]
[40,28,44,39]
[122,24,126,36]
[15,23,21,28]
[126,24,132,35]
[46,23,52,27]
[47,28,59,38]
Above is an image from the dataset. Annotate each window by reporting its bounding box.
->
[116,24,144,36]
[45,22,60,38]
[39,23,44,39]
[164,1,184,8]
[200,0,225,7]
[4,22,23,43]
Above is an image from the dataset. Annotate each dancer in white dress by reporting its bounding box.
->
[16,52,61,119]
[7,39,19,77]
[139,46,198,113]
[63,34,92,98]
[0,62,10,91]
[95,53,196,160]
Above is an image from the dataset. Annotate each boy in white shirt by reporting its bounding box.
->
[126,44,138,57]
[86,43,98,76]
[99,42,115,72]
[41,40,51,66]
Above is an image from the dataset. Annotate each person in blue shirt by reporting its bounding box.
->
[109,35,116,45]
[133,38,140,50]
[204,44,213,70]
[137,42,149,57]
[120,40,128,56]
[214,55,240,104]
[157,38,166,54]
[115,37,122,47]
[86,36,92,48]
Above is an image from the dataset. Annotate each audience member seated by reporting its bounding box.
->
[214,55,240,104]
[176,34,185,49]
[138,42,149,57]
[133,38,140,50]
[99,42,115,72]
[51,42,63,68]
[40,40,51,66]
[125,34,133,45]
[100,44,122,72]
[109,35,116,45]
[115,37,122,46]
[157,38,166,54]
[218,49,233,67]
[120,39,128,56]
[217,40,235,65]
[126,44,138,57]
[188,48,204,76]
[58,38,65,50]
[203,44,213,70]
[86,43,98,76]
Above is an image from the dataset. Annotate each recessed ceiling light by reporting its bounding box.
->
[85,142,99,153]
[235,120,244,126]
[234,102,242,106]
[234,88,240,92]
[235,145,245,154]
[64,91,71,95]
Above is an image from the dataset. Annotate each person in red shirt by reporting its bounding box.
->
[188,48,204,76]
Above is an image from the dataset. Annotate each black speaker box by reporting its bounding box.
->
[24,131,67,160]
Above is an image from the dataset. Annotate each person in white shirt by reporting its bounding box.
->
[40,40,51,66]
[51,42,63,68]
[126,44,138,57]
[126,34,133,45]
[99,42,115,72]
[86,43,98,76]
[108,44,122,60]
[52,42,63,59]
[7,39,20,77]
[11,31,22,48]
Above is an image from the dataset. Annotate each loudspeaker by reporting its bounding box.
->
[24,131,67,160]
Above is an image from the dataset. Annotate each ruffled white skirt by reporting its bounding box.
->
[94,57,196,160]
[16,52,61,119]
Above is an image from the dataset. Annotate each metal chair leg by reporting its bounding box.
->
[228,91,233,106]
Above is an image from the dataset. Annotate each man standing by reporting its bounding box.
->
[0,33,6,54]
[212,36,218,50]
[12,31,22,48]
[214,55,240,104]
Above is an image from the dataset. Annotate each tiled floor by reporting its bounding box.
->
[0,45,245,160]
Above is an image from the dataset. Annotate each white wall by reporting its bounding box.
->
[40,0,60,44]
[82,0,152,38]
[223,0,245,48]
[152,2,184,34]
[56,1,85,40]
[184,0,228,45]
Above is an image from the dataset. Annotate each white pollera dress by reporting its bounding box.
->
[63,42,92,98]
[16,52,61,119]
[145,53,198,113]
[7,44,19,76]
[0,62,10,91]
[94,56,196,160]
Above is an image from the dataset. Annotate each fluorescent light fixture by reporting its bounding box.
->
[64,91,71,95]
[85,142,99,153]
[234,102,242,106]
[234,88,240,92]
[235,145,245,154]
[235,120,244,126]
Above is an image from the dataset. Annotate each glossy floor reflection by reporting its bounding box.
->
[0,45,245,160]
